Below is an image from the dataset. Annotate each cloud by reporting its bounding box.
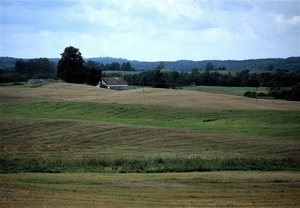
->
[215,1,254,11]
[1,0,299,60]
[271,14,300,32]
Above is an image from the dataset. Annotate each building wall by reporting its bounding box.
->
[107,85,128,90]
[102,81,128,90]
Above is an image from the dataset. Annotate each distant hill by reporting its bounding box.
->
[0,57,18,71]
[83,57,300,71]
[1,56,299,71]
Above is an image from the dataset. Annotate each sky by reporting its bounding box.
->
[1,0,299,61]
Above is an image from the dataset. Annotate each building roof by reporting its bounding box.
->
[102,77,128,85]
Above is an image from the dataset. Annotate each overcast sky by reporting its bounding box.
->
[1,0,299,61]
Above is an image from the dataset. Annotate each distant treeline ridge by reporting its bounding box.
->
[1,56,299,71]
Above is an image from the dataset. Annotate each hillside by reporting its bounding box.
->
[88,57,300,71]
[1,82,299,174]
[1,82,299,110]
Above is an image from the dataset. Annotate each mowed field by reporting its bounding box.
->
[1,171,299,207]
[1,82,300,207]
[1,82,299,110]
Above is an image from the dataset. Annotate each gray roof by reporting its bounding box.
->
[102,77,128,85]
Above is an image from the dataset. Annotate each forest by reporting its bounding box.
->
[0,58,57,82]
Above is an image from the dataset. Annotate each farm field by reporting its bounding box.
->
[1,82,299,110]
[1,171,299,207]
[183,85,268,96]
[0,82,300,207]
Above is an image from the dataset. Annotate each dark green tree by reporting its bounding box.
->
[153,66,166,88]
[190,68,201,85]
[121,62,126,71]
[110,62,120,71]
[125,62,132,71]
[85,60,100,69]
[86,67,102,85]
[14,59,27,74]
[121,62,133,71]
[290,82,300,101]
[57,46,86,83]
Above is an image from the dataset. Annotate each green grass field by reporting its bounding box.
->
[183,85,267,94]
[183,85,266,91]
[0,83,299,207]
[0,100,299,138]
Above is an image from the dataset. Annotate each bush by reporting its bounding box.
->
[257,92,268,97]
[269,88,295,100]
[244,91,269,98]
[244,91,256,98]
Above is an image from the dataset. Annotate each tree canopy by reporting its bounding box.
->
[57,46,86,83]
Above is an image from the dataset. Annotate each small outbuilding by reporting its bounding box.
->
[101,77,128,90]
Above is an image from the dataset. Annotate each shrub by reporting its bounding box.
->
[257,92,268,97]
[244,91,256,98]
[269,88,294,100]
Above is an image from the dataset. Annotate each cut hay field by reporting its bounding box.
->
[1,171,299,207]
[1,82,299,110]
[0,82,300,207]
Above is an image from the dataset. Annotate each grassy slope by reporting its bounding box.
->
[183,85,267,92]
[0,83,299,173]
[0,100,299,138]
[1,83,300,207]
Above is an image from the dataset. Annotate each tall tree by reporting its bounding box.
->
[153,67,166,88]
[57,46,86,83]
[14,59,27,74]
[125,62,132,71]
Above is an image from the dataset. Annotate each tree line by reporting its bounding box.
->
[120,67,299,88]
[117,66,299,100]
[86,56,300,71]
[0,47,102,85]
[0,58,57,83]
[85,60,135,71]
